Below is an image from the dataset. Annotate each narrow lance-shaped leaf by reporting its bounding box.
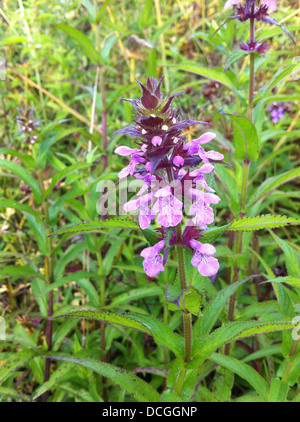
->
[209,353,269,401]
[0,200,43,223]
[269,230,300,279]
[0,350,36,384]
[0,159,42,204]
[52,309,150,333]
[53,309,184,357]
[188,320,296,369]
[228,215,300,232]
[247,167,300,207]
[45,356,160,402]
[194,275,260,337]
[49,217,140,237]
[43,163,91,200]
[0,266,46,281]
[56,24,103,65]
[172,63,233,90]
[259,63,300,96]
[223,113,259,161]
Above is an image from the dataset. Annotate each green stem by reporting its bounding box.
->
[225,9,255,355]
[166,167,192,394]
[176,224,192,363]
[37,171,54,402]
[282,340,299,383]
[174,368,187,396]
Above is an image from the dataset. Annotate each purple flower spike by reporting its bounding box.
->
[114,78,224,280]
[140,240,166,277]
[190,240,220,277]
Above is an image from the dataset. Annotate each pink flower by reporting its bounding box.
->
[261,0,277,12]
[124,192,155,230]
[152,136,162,146]
[115,146,140,156]
[189,200,215,227]
[183,132,224,163]
[118,154,145,178]
[173,155,184,167]
[190,240,219,277]
[224,0,242,11]
[183,132,217,155]
[153,187,183,228]
[140,240,165,277]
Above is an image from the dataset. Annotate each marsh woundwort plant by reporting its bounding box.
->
[44,0,299,401]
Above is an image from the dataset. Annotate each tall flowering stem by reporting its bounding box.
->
[224,0,280,354]
[167,167,192,364]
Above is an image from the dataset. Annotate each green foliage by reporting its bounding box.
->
[0,0,299,404]
[49,217,140,237]
[228,215,300,232]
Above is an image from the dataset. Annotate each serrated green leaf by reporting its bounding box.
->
[45,356,160,402]
[201,224,231,243]
[0,351,36,385]
[172,63,233,89]
[0,387,30,401]
[224,48,248,71]
[189,320,296,369]
[223,113,259,161]
[210,353,269,401]
[247,167,300,207]
[52,309,150,333]
[0,159,42,204]
[50,217,140,237]
[181,287,203,317]
[269,231,300,279]
[194,275,258,337]
[53,309,184,357]
[228,215,300,232]
[263,276,300,288]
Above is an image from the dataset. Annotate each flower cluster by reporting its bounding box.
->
[224,0,294,53]
[240,40,269,54]
[16,106,40,144]
[115,77,223,279]
[268,102,285,124]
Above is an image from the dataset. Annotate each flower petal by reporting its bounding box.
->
[197,255,219,277]
[115,146,139,156]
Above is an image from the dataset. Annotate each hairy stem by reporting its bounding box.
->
[225,8,256,355]
[282,340,299,383]
[166,166,192,394]
[176,223,192,363]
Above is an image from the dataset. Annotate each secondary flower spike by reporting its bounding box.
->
[114,77,224,279]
